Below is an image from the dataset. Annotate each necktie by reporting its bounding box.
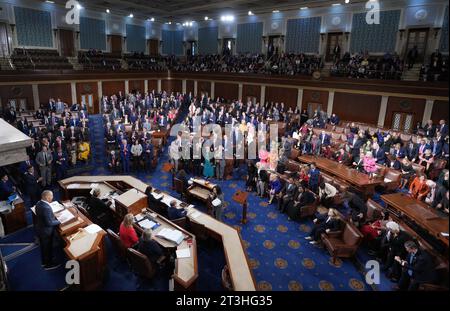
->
[408,253,415,276]
[44,153,47,165]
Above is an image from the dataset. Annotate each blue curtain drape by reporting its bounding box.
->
[14,7,53,47]
[162,30,184,55]
[236,22,263,54]
[198,27,218,55]
[440,6,449,52]
[80,17,106,50]
[126,24,146,53]
[285,17,321,54]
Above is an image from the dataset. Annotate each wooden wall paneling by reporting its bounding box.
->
[302,89,329,113]
[76,82,99,114]
[385,97,426,128]
[0,85,33,111]
[111,35,123,54]
[333,92,382,125]
[214,82,239,101]
[59,29,74,57]
[161,79,182,93]
[186,80,195,95]
[148,39,159,56]
[242,84,261,103]
[197,81,211,97]
[431,100,449,124]
[102,81,125,97]
[129,80,145,94]
[38,83,72,106]
[148,80,158,93]
[265,86,298,110]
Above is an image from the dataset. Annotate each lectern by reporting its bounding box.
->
[232,190,249,224]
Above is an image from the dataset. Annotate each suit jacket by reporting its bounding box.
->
[373,148,386,165]
[297,191,315,206]
[403,249,437,284]
[36,151,53,167]
[35,200,60,237]
[138,239,164,264]
[23,172,39,196]
[167,206,187,220]
[87,196,110,219]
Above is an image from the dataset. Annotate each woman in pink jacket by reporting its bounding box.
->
[363,151,377,179]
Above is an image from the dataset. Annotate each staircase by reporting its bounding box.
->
[0,57,14,70]
[401,63,422,81]
[67,56,83,70]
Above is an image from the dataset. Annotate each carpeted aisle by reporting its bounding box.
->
[0,114,396,291]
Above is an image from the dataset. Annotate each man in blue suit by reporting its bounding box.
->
[308,163,321,194]
[167,200,187,220]
[373,143,387,165]
[438,120,448,138]
[0,174,15,201]
[35,190,61,270]
[319,131,331,147]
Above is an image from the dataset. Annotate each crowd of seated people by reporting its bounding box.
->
[78,49,122,70]
[168,53,322,76]
[331,51,404,80]
[0,99,91,205]
[420,50,448,82]
[123,52,167,71]
[11,48,73,70]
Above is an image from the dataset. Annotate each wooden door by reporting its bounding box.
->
[0,23,10,57]
[326,32,343,62]
[307,102,323,118]
[405,28,429,62]
[59,29,74,57]
[391,112,414,132]
[148,39,159,56]
[111,35,123,54]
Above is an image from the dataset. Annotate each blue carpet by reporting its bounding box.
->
[1,114,383,291]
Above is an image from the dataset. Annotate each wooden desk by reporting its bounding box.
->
[114,189,147,217]
[381,193,449,248]
[232,191,249,224]
[59,176,256,291]
[187,179,216,203]
[0,196,27,235]
[298,155,383,197]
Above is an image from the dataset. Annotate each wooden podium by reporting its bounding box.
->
[232,191,249,224]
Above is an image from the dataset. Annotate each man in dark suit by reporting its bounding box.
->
[305,208,341,244]
[278,178,297,213]
[87,189,113,229]
[373,143,386,165]
[423,120,436,138]
[138,229,165,267]
[406,140,419,162]
[0,174,16,201]
[23,166,42,206]
[35,190,61,270]
[438,119,448,138]
[167,200,187,220]
[396,240,437,291]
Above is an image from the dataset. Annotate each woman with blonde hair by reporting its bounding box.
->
[119,213,138,248]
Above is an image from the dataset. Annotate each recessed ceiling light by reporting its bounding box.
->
[332,3,341,6]
[150,17,155,22]
[300,7,308,10]
[106,9,110,13]
[129,14,134,18]
[45,1,55,4]
[248,11,254,16]
[345,0,350,3]
[204,16,209,20]
[168,21,172,25]
[220,15,234,22]
[273,10,280,13]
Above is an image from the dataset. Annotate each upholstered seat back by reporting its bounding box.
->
[342,223,362,246]
[366,199,383,222]
[127,248,156,279]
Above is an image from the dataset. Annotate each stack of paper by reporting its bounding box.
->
[90,183,99,189]
[176,248,191,259]
[156,228,184,245]
[56,209,75,224]
[190,211,202,219]
[138,219,158,230]
[49,201,65,214]
[67,183,80,189]
[153,192,164,200]
[84,224,103,234]
[135,214,144,222]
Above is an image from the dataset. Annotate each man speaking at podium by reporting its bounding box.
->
[35,190,61,270]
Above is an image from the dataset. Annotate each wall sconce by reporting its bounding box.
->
[399,29,405,40]
[433,27,441,39]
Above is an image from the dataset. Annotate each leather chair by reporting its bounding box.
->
[321,222,363,263]
[335,126,344,133]
[174,178,185,199]
[411,163,425,177]
[429,158,448,180]
[286,159,302,173]
[188,219,211,241]
[298,191,318,219]
[171,217,187,229]
[289,148,300,161]
[365,199,383,223]
[127,248,156,280]
[107,229,127,260]
[382,168,402,192]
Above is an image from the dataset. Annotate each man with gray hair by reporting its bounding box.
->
[35,190,61,270]
[137,229,164,267]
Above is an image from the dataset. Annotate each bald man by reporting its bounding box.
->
[35,191,61,270]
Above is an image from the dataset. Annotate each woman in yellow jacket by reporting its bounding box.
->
[78,140,91,162]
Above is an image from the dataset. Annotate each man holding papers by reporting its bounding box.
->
[35,190,61,270]
[168,200,187,220]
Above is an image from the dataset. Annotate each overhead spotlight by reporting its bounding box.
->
[129,13,134,18]
[45,1,55,4]
[168,21,172,25]
[300,7,308,10]
[106,9,110,13]
[332,3,341,6]
[345,0,350,3]
[76,4,83,10]
[272,10,280,13]
[220,15,234,22]
[150,17,155,22]
[248,11,254,16]
[204,16,208,20]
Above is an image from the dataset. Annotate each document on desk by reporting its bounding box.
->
[135,214,144,222]
[176,248,191,259]
[441,232,449,237]
[153,192,164,200]
[190,211,202,219]
[139,219,157,230]
[156,228,184,245]
[50,201,65,214]
[67,183,80,189]
[56,209,75,224]
[90,183,99,189]
[84,224,103,234]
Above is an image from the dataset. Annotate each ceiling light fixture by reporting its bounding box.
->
[45,1,55,4]
[300,7,308,10]
[332,3,341,6]
[106,9,110,13]
[76,3,83,10]
[273,10,280,13]
[248,11,254,16]
[220,15,234,22]
[345,0,350,3]
[129,13,134,18]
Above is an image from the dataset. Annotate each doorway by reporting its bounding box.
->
[81,94,95,114]
[391,112,414,132]
[186,41,197,56]
[326,32,344,62]
[110,35,123,54]
[59,29,74,57]
[405,28,429,63]
[222,38,235,55]
[268,36,283,58]
[0,23,10,57]
[307,102,323,118]
[148,39,159,56]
